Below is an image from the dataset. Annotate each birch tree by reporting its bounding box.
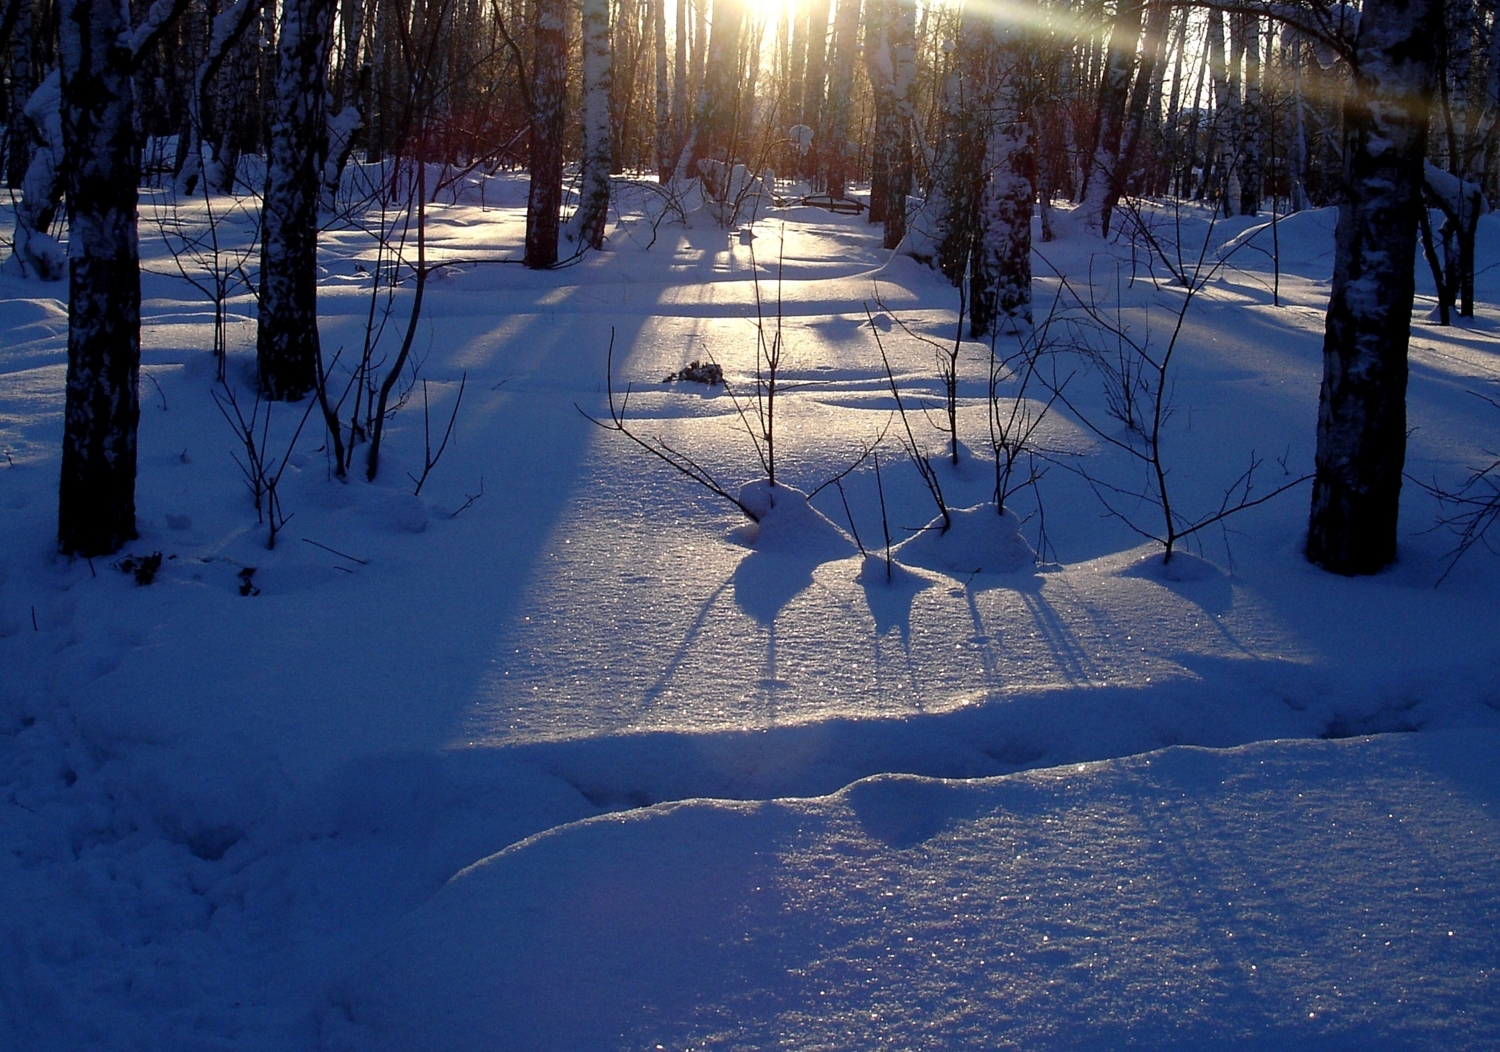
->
[1080,0,1143,234]
[1307,0,1444,574]
[692,0,746,170]
[257,0,336,400]
[821,0,860,197]
[970,22,1033,336]
[522,0,566,266]
[574,0,612,249]
[56,0,188,555]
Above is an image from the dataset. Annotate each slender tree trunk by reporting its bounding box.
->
[930,20,977,284]
[1224,11,1244,214]
[669,0,688,171]
[692,0,745,168]
[1108,0,1168,227]
[970,23,1033,337]
[257,0,335,400]
[1080,0,1142,234]
[525,0,565,267]
[1239,15,1262,215]
[821,0,859,197]
[654,0,670,179]
[883,0,914,249]
[6,0,34,188]
[1307,0,1443,574]
[56,0,142,555]
[788,0,807,128]
[576,0,612,248]
[801,0,830,128]
[1290,31,1310,211]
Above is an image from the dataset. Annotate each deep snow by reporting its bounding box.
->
[1,173,1498,1049]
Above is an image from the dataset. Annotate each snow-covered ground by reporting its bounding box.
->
[2,174,1498,1049]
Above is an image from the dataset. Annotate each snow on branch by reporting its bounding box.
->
[122,0,194,65]
[1424,163,1489,220]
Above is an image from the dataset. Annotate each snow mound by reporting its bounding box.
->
[322,731,1500,1052]
[735,480,855,560]
[1122,549,1224,583]
[892,504,1035,577]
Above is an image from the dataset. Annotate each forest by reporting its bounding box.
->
[2,0,1500,1047]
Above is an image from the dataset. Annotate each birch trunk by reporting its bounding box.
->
[524,0,566,267]
[654,0,670,180]
[6,0,34,188]
[575,0,612,249]
[1307,0,1443,574]
[801,0,830,129]
[56,0,142,554]
[1203,9,1228,205]
[257,0,335,400]
[1224,12,1244,215]
[1080,0,1142,233]
[1239,15,1262,216]
[883,0,914,248]
[970,23,1032,336]
[821,0,859,197]
[692,0,745,169]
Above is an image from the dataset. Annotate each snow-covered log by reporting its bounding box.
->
[1307,0,1443,574]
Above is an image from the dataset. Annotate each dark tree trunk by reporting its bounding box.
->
[691,0,745,168]
[820,0,858,197]
[257,0,335,400]
[1307,0,1443,574]
[6,0,35,188]
[56,0,142,555]
[801,0,830,129]
[524,0,565,268]
[1081,0,1142,234]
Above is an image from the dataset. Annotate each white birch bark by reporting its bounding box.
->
[574,0,613,249]
[257,0,336,399]
[971,21,1032,336]
[1307,0,1443,574]
[55,0,144,553]
[525,0,566,266]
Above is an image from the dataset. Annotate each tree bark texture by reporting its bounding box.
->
[821,0,859,197]
[970,27,1033,337]
[257,0,335,399]
[56,0,142,554]
[1307,0,1443,574]
[1080,0,1142,234]
[692,0,745,168]
[525,0,566,267]
[576,0,612,249]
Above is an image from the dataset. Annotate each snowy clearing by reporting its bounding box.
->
[2,178,1499,1049]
